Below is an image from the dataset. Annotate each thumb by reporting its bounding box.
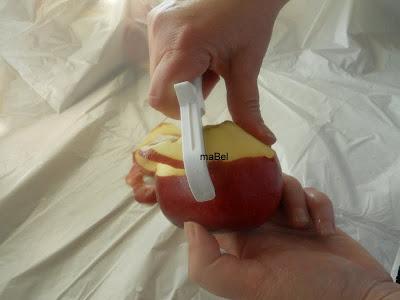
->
[184,222,265,300]
[148,49,218,119]
[225,54,276,145]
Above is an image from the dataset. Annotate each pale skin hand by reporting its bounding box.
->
[145,0,289,145]
[184,175,400,300]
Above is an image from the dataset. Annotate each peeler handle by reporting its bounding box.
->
[174,76,216,202]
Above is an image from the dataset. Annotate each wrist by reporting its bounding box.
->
[364,281,400,300]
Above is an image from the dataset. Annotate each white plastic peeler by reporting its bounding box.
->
[174,77,216,202]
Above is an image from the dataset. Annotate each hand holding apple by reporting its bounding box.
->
[183,186,400,300]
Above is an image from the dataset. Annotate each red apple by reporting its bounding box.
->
[126,121,283,231]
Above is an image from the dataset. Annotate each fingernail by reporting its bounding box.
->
[319,221,336,236]
[294,208,310,225]
[184,222,196,242]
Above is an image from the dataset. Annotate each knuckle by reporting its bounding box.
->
[147,9,169,35]
[241,98,261,114]
[304,187,318,196]
[148,10,197,49]
[284,175,302,191]
[173,24,197,49]
[148,95,163,110]
[305,188,332,209]
[148,95,179,119]
[147,11,198,55]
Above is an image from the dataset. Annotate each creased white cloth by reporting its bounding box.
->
[0,0,127,112]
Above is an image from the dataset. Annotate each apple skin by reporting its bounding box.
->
[155,156,283,232]
[139,149,183,169]
[126,163,157,204]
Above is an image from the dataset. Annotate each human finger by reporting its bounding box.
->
[184,222,265,300]
[304,188,336,236]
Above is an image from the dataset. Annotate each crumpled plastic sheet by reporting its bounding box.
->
[1,0,400,299]
[0,0,127,112]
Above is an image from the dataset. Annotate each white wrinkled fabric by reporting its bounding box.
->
[0,0,127,112]
[0,0,399,299]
